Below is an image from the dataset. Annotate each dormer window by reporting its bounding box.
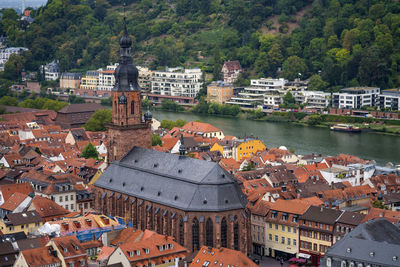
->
[136,250,140,256]
[144,248,149,254]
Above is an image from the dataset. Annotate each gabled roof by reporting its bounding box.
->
[300,206,342,225]
[222,60,242,71]
[58,103,102,114]
[0,183,33,202]
[51,235,86,258]
[94,146,247,212]
[269,197,323,215]
[190,246,256,267]
[116,229,188,263]
[21,246,61,267]
[181,121,222,134]
[323,218,400,266]
[31,195,69,219]
[4,210,43,226]
[0,192,30,211]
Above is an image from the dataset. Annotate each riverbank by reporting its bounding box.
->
[152,109,400,165]
[155,106,400,136]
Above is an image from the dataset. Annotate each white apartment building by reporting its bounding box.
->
[319,164,375,186]
[98,64,118,91]
[294,91,330,109]
[151,67,203,98]
[41,60,59,81]
[379,89,400,111]
[333,87,380,109]
[0,47,28,71]
[227,78,287,108]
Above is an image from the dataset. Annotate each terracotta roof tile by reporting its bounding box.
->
[0,192,29,211]
[22,246,61,266]
[182,121,221,134]
[0,182,33,202]
[31,195,69,220]
[190,246,256,267]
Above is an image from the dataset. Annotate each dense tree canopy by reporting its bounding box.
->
[0,0,399,91]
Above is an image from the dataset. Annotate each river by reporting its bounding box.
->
[152,110,400,166]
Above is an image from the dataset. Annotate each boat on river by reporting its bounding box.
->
[330,124,362,133]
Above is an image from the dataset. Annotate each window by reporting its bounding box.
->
[192,218,200,251]
[326,258,332,267]
[269,234,272,240]
[206,218,213,247]
[59,196,63,202]
[80,260,85,267]
[293,239,296,246]
[275,235,278,242]
[281,225,285,231]
[326,225,330,230]
[293,228,296,234]
[234,221,239,250]
[69,262,74,267]
[71,195,74,200]
[287,226,291,233]
[275,224,278,230]
[65,195,69,201]
[287,238,291,245]
[269,223,272,228]
[71,204,74,210]
[221,217,227,248]
[179,217,184,246]
[131,101,135,114]
[281,237,285,244]
[313,244,317,251]
[65,205,69,210]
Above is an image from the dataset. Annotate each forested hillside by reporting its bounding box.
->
[1,0,399,90]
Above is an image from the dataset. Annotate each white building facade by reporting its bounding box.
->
[0,47,28,71]
[333,87,380,109]
[151,67,203,98]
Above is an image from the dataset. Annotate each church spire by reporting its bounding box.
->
[113,13,140,91]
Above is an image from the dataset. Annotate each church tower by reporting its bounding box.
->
[107,19,152,163]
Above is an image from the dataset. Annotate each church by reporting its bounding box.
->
[93,22,251,254]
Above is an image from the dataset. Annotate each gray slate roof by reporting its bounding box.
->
[322,218,400,267]
[94,147,248,212]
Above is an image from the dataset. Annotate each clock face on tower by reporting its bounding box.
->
[118,94,127,104]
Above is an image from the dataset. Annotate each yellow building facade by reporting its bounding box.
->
[234,139,266,161]
[207,82,234,104]
[265,210,301,258]
[0,211,43,234]
[80,71,99,90]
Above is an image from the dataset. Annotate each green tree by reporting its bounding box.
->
[283,91,295,105]
[0,96,18,106]
[282,56,308,81]
[308,75,329,91]
[372,200,388,210]
[152,133,162,146]
[3,54,25,80]
[81,143,99,159]
[84,109,112,131]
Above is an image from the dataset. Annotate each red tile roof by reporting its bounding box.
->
[113,228,189,265]
[182,121,221,134]
[31,195,69,221]
[190,246,256,267]
[0,192,29,211]
[22,246,61,267]
[0,182,33,202]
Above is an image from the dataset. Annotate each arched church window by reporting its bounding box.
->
[179,217,184,246]
[206,218,213,247]
[192,218,199,251]
[221,217,227,248]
